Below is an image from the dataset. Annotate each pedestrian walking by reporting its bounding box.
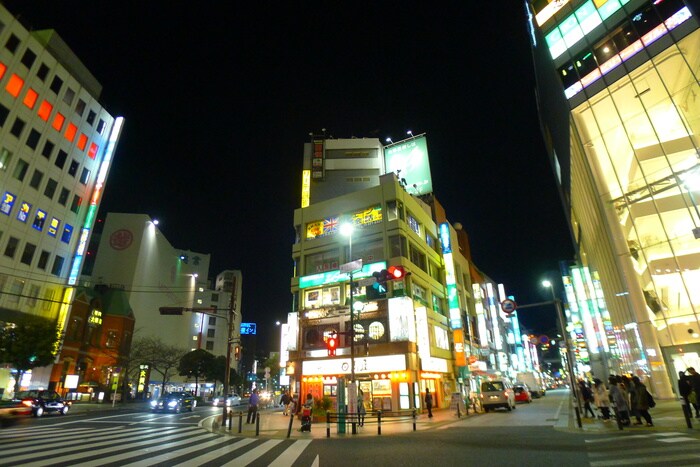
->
[630,376,653,427]
[246,389,259,424]
[579,380,596,418]
[281,390,291,416]
[358,389,367,426]
[593,378,611,421]
[425,388,434,418]
[609,375,630,425]
[687,367,700,418]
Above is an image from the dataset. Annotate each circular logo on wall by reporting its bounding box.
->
[109,229,133,250]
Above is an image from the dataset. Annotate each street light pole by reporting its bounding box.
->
[542,280,581,428]
[340,223,355,384]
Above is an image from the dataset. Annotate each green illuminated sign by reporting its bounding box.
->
[384,135,433,195]
[299,261,386,289]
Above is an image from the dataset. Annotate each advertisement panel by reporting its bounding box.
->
[383,135,433,195]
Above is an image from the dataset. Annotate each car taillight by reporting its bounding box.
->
[22,400,33,407]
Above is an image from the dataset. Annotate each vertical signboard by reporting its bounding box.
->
[439,222,462,329]
[383,135,433,195]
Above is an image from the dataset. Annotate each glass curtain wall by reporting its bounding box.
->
[571,29,700,352]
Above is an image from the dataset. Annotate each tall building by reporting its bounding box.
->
[0,5,123,396]
[528,0,700,397]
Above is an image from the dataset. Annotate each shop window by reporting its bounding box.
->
[205,341,214,351]
[407,213,421,236]
[0,102,8,126]
[61,224,73,244]
[70,195,82,214]
[434,325,449,350]
[80,168,90,185]
[64,123,77,142]
[77,134,88,151]
[43,288,55,311]
[389,235,406,258]
[207,328,215,338]
[304,249,339,274]
[631,5,662,38]
[55,149,67,168]
[44,178,58,200]
[87,109,96,125]
[409,242,427,271]
[387,200,404,221]
[52,113,65,132]
[8,279,23,303]
[27,284,40,308]
[68,159,79,177]
[58,188,69,206]
[96,118,105,134]
[63,87,75,106]
[208,316,216,326]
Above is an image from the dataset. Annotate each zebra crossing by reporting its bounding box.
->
[585,432,700,466]
[0,422,312,466]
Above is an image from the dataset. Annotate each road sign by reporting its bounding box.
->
[358,277,377,287]
[340,259,363,273]
[500,299,517,314]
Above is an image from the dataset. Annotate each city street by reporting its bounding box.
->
[2,390,700,466]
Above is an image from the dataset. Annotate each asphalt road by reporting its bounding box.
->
[2,391,700,466]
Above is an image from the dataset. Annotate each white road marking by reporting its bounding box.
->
[268,439,313,467]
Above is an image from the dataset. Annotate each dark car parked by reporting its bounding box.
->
[150,391,196,413]
[13,390,71,417]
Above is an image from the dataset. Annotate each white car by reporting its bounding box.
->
[212,394,241,407]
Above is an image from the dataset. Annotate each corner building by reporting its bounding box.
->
[0,6,123,395]
[528,0,700,397]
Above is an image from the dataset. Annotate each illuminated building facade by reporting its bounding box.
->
[88,213,240,397]
[528,0,700,397]
[0,5,123,396]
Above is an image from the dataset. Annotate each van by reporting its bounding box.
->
[480,380,516,412]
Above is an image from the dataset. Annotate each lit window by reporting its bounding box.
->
[88,142,98,159]
[52,112,65,132]
[23,88,38,108]
[5,74,24,97]
[77,134,88,151]
[64,122,77,142]
[61,224,73,243]
[0,62,6,80]
[38,100,53,121]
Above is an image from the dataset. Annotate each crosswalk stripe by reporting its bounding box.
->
[170,437,258,467]
[7,426,198,465]
[268,439,313,467]
[1,426,154,454]
[221,439,283,466]
[68,431,217,467]
[589,445,699,458]
[0,426,95,439]
[115,434,233,467]
[590,453,700,466]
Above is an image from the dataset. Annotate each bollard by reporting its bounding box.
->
[327,410,331,438]
[457,403,461,418]
[287,411,294,438]
[255,411,260,436]
[377,410,382,435]
[681,398,693,429]
[574,404,582,428]
[412,409,416,431]
[228,410,233,430]
[238,411,243,433]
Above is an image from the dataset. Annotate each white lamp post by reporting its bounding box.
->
[339,223,355,383]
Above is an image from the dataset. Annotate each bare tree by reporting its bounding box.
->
[130,336,187,395]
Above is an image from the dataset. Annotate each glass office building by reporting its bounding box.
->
[529,0,700,397]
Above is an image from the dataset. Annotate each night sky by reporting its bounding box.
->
[6,2,574,348]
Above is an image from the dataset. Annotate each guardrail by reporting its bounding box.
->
[323,409,417,437]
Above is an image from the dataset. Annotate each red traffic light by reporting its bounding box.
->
[327,331,338,356]
[387,266,405,279]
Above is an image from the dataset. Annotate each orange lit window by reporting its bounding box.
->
[64,122,77,142]
[0,62,6,80]
[5,74,24,98]
[77,134,88,151]
[88,142,98,159]
[38,100,53,121]
[23,88,38,109]
[52,112,65,132]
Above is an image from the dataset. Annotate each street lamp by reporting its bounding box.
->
[339,223,356,384]
[542,279,581,427]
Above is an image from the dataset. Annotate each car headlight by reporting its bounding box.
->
[168,400,178,407]
[150,400,158,407]
[213,398,220,404]
[226,399,231,406]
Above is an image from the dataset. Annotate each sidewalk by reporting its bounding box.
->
[202,406,470,440]
[555,397,700,434]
